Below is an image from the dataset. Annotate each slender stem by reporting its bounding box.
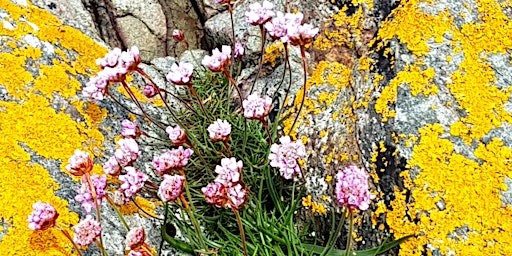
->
[105,195,129,231]
[222,140,232,156]
[250,25,266,95]
[288,46,307,136]
[227,3,236,76]
[95,240,109,256]
[131,198,163,220]
[158,203,169,256]
[159,88,198,114]
[234,209,249,256]
[271,48,288,103]
[186,83,209,118]
[345,211,354,256]
[320,208,346,256]
[179,171,207,249]
[261,118,273,145]
[106,92,145,120]
[280,43,293,111]
[223,70,244,111]
[84,173,107,256]
[57,225,83,256]
[121,81,167,131]
[141,131,167,143]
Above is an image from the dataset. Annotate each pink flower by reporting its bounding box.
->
[82,74,109,100]
[245,0,274,26]
[115,138,140,166]
[119,167,148,200]
[143,84,158,98]
[242,93,273,120]
[158,175,185,202]
[202,45,231,72]
[27,202,59,231]
[172,29,185,42]
[119,46,141,74]
[201,182,227,208]
[103,156,120,176]
[264,12,303,42]
[207,119,231,142]
[152,147,193,176]
[125,227,146,250]
[65,149,93,176]
[166,125,187,146]
[166,62,194,85]
[287,22,319,46]
[269,136,306,179]
[122,120,140,138]
[227,183,247,209]
[335,165,375,211]
[234,42,244,59]
[96,48,122,68]
[75,174,107,213]
[73,215,102,247]
[214,157,242,186]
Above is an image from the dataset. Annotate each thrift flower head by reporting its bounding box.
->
[103,156,120,176]
[201,182,227,208]
[158,174,185,202]
[122,119,140,138]
[207,119,232,142]
[245,0,274,26]
[166,62,194,85]
[202,45,231,72]
[227,183,247,209]
[27,202,58,231]
[96,47,122,68]
[243,93,273,120]
[172,29,185,42]
[82,73,109,100]
[166,125,187,146]
[335,165,374,211]
[65,149,93,176]
[119,167,148,201]
[112,190,128,205]
[288,23,319,46]
[152,147,194,176]
[75,174,107,213]
[115,138,141,166]
[143,84,158,98]
[119,46,142,73]
[234,42,244,59]
[214,157,242,186]
[265,12,303,42]
[73,215,102,247]
[269,136,306,179]
[125,227,146,250]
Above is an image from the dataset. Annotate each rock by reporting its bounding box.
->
[116,15,166,61]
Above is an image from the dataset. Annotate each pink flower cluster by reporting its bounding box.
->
[75,174,107,213]
[201,158,247,209]
[122,120,141,138]
[114,138,141,166]
[264,12,318,45]
[158,174,185,202]
[27,202,59,231]
[166,62,194,85]
[269,136,306,179]
[243,93,273,120]
[152,146,194,176]
[245,1,274,26]
[65,149,94,177]
[83,47,141,100]
[234,42,244,59]
[202,45,231,72]
[166,125,187,146]
[125,227,147,251]
[73,215,102,247]
[207,119,231,142]
[335,165,374,211]
[119,167,148,202]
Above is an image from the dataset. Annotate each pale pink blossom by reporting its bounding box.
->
[119,46,141,74]
[227,183,247,209]
[202,45,231,72]
[207,119,231,142]
[122,119,140,138]
[245,0,274,26]
[288,23,319,46]
[234,42,244,59]
[158,175,185,202]
[96,48,122,68]
[265,12,303,42]
[115,138,140,166]
[214,157,242,186]
[166,125,187,146]
[335,165,374,211]
[27,202,58,231]
[269,136,306,179]
[242,93,273,120]
[166,62,194,85]
[82,74,109,100]
[125,227,146,250]
[119,167,148,200]
[75,174,107,213]
[103,156,120,176]
[172,29,185,42]
[201,182,227,208]
[143,84,158,98]
[73,215,102,247]
[65,149,93,176]
[152,147,193,176]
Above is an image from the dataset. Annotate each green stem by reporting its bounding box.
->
[105,195,129,231]
[84,173,108,256]
[288,45,307,136]
[320,208,346,256]
[57,225,83,256]
[234,209,249,256]
[345,211,354,256]
[179,172,207,249]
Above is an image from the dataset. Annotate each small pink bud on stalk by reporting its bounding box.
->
[173,29,189,48]
[143,84,158,98]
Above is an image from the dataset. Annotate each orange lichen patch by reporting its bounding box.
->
[119,197,158,217]
[375,65,438,122]
[0,0,108,254]
[263,41,284,67]
[116,83,165,107]
[314,6,365,51]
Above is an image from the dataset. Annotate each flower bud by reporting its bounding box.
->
[172,29,185,42]
[143,84,158,98]
[65,149,93,176]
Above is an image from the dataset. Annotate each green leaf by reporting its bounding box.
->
[161,223,195,253]
[302,235,414,256]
